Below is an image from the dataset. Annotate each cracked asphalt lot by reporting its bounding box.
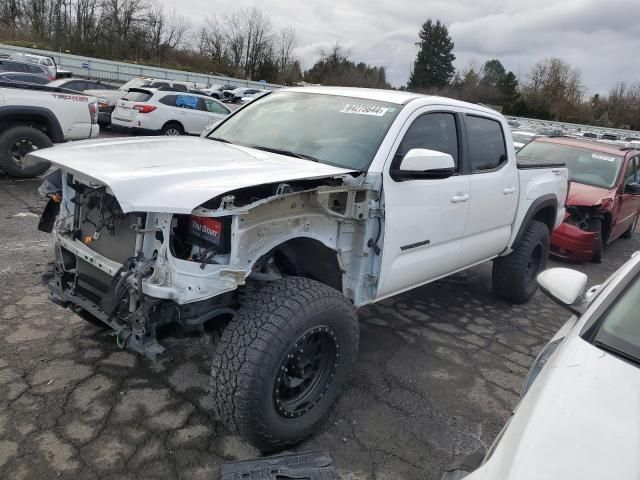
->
[1,174,638,480]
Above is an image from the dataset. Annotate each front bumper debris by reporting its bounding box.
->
[550,222,599,263]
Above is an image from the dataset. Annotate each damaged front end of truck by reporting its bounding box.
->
[37,165,383,360]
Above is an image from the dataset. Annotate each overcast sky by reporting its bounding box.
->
[176,0,640,94]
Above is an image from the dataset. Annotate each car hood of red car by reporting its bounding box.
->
[566,182,615,207]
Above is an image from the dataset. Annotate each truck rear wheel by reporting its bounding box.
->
[211,276,359,452]
[492,220,549,304]
[0,126,52,178]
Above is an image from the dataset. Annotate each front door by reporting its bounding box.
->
[613,156,640,238]
[377,110,470,299]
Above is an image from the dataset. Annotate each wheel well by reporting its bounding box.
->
[532,205,556,233]
[0,115,55,142]
[268,238,342,293]
[162,121,183,131]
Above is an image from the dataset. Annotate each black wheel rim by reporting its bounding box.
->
[10,138,37,165]
[274,326,339,419]
[525,244,543,284]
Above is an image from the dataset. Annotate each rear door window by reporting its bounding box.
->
[176,95,197,109]
[172,83,188,92]
[466,115,508,172]
[151,81,170,88]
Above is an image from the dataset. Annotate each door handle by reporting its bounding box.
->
[451,194,470,203]
[503,187,516,194]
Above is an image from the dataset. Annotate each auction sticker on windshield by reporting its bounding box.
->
[592,153,616,162]
[341,104,389,116]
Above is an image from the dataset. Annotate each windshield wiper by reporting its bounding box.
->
[248,145,319,163]
[594,340,640,366]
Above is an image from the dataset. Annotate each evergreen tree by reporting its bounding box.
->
[408,19,456,90]
[480,59,507,89]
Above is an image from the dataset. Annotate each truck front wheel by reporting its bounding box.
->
[211,276,359,452]
[0,126,52,178]
[492,220,550,304]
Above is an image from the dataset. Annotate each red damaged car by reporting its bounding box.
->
[517,137,640,262]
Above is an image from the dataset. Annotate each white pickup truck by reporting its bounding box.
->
[0,80,99,177]
[33,87,568,452]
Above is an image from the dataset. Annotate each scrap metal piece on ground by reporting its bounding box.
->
[221,450,340,480]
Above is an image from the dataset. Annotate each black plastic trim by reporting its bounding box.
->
[0,105,65,142]
[512,194,558,247]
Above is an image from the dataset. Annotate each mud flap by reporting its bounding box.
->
[221,451,340,479]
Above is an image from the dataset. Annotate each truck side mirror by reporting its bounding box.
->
[391,148,456,180]
[537,268,588,315]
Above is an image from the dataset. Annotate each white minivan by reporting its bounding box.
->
[111,88,231,135]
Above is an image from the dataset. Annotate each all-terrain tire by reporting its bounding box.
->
[211,276,359,452]
[0,126,52,178]
[622,214,638,239]
[492,220,550,304]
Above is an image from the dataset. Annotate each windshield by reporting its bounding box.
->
[208,91,401,170]
[594,273,640,364]
[518,141,623,188]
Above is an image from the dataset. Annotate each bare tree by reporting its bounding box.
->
[241,7,272,79]
[276,25,297,73]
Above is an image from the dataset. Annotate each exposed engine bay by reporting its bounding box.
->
[39,169,383,359]
[565,205,607,237]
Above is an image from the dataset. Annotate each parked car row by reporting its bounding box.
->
[111,88,231,135]
[198,83,269,103]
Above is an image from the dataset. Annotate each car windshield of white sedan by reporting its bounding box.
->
[595,275,640,363]
[208,92,401,170]
[518,142,623,188]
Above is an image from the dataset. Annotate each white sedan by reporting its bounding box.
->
[443,253,640,480]
[111,88,231,135]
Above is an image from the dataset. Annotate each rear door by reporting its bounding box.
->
[460,114,519,265]
[179,96,209,134]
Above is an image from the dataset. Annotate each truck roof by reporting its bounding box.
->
[279,86,502,115]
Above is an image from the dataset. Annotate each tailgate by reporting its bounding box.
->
[112,99,137,122]
[113,88,153,122]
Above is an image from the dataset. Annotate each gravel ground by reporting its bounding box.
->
[0,172,637,480]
